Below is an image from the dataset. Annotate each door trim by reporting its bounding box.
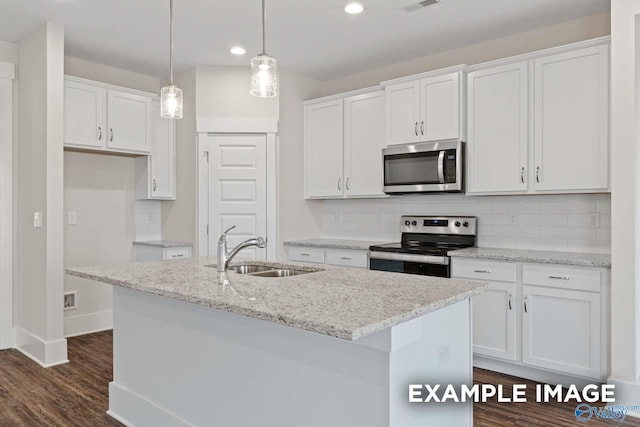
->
[196,120,278,260]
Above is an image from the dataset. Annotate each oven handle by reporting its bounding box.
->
[369,251,449,265]
[437,150,445,184]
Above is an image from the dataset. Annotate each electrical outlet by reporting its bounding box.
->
[33,212,42,228]
[68,211,78,225]
[64,291,77,310]
[437,342,450,366]
[589,213,600,228]
[508,211,518,225]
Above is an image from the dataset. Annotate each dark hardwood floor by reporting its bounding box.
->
[0,331,639,426]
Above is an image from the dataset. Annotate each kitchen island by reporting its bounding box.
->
[67,257,487,427]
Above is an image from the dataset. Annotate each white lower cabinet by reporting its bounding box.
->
[134,244,192,261]
[452,257,609,381]
[286,245,368,269]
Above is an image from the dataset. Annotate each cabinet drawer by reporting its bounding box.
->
[288,246,325,264]
[326,249,368,268]
[165,247,191,260]
[452,258,517,283]
[523,264,601,292]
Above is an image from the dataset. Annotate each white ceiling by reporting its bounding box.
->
[0,0,610,81]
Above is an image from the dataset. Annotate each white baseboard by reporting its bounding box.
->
[607,378,640,418]
[64,310,113,338]
[15,327,68,368]
[108,382,192,427]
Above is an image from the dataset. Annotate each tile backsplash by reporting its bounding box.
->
[321,194,611,254]
[134,200,162,242]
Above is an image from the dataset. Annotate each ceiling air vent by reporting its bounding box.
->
[405,0,439,12]
[419,0,439,6]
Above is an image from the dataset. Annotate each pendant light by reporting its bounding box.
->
[160,0,183,119]
[250,0,278,98]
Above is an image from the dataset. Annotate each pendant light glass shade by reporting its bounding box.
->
[250,0,278,98]
[161,0,183,119]
[161,84,183,119]
[250,54,278,98]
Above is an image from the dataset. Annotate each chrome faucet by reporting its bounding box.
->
[217,225,267,272]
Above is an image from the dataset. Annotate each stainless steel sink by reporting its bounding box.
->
[228,264,273,274]
[249,269,309,278]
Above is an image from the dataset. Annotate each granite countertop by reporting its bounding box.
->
[66,257,487,341]
[448,247,611,268]
[133,240,193,248]
[283,238,392,251]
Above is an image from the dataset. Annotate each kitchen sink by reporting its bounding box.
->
[249,269,309,278]
[224,263,316,278]
[228,264,273,274]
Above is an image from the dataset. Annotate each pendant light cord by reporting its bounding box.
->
[262,0,266,55]
[170,0,174,85]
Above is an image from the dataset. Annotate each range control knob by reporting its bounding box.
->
[455,221,462,227]
[404,220,411,226]
[411,220,417,226]
[463,221,470,228]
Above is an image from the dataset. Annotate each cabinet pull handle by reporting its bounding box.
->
[110,128,114,142]
[300,253,310,257]
[340,257,352,261]
[549,275,570,280]
[474,269,491,273]
[414,122,418,136]
[521,166,525,184]
[338,178,342,190]
[524,296,528,313]
[346,177,350,191]
[153,179,157,192]
[420,121,424,135]
[173,254,183,258]
[508,293,512,310]
[98,126,102,141]
[536,166,540,183]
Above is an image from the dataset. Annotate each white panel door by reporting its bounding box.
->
[149,100,175,199]
[64,80,106,148]
[522,285,601,379]
[471,282,519,361]
[467,62,529,193]
[533,44,609,192]
[0,77,13,349]
[208,134,267,260]
[304,100,344,198]
[420,72,461,141]
[385,81,420,145]
[107,89,151,153]
[344,91,385,197]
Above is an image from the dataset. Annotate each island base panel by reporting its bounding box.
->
[108,287,472,427]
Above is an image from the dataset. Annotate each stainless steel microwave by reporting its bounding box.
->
[383,139,463,194]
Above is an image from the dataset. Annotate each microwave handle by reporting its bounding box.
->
[437,151,445,184]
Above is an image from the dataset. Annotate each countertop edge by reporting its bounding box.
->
[448,249,611,268]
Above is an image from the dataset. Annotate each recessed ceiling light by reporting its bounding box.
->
[344,2,364,14]
[230,46,246,56]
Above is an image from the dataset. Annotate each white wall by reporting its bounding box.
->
[63,57,161,337]
[63,152,135,337]
[319,12,610,95]
[609,0,640,407]
[16,23,67,367]
[322,194,611,253]
[0,41,17,64]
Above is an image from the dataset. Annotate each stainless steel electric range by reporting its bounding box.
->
[369,215,477,278]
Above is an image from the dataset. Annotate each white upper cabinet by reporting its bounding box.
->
[467,62,529,194]
[304,99,344,198]
[106,90,152,154]
[384,70,464,146]
[533,44,609,192]
[344,91,385,197]
[304,89,386,199]
[64,80,106,149]
[64,76,152,155]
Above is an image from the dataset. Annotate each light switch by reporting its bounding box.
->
[68,211,78,225]
[33,212,43,228]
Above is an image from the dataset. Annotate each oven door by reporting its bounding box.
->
[383,139,462,194]
[369,252,450,278]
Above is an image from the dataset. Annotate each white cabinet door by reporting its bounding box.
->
[304,100,344,198]
[467,62,529,194]
[64,80,106,149]
[472,282,519,361]
[522,285,601,379]
[344,91,385,197]
[107,89,151,153]
[149,100,175,199]
[385,81,420,146]
[533,45,609,192]
[420,72,461,141]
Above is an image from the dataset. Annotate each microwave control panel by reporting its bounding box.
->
[445,150,457,183]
